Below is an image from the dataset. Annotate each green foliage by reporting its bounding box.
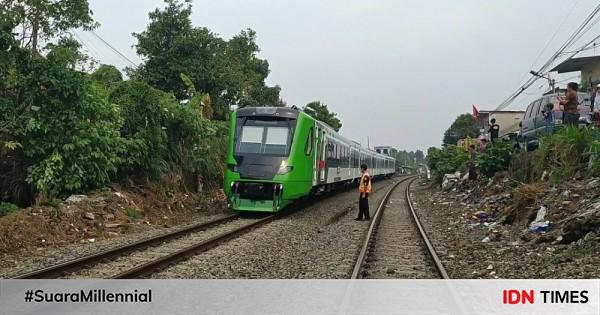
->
[580,77,591,93]
[180,73,213,119]
[533,126,600,183]
[1,37,124,202]
[0,0,259,206]
[303,101,342,131]
[91,64,123,89]
[475,142,513,178]
[107,80,226,185]
[0,202,19,217]
[395,150,425,172]
[131,0,282,119]
[426,145,469,182]
[443,113,480,145]
[4,0,97,53]
[108,81,171,180]
[123,206,140,219]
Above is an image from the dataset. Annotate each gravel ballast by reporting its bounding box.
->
[361,179,437,279]
[154,178,400,279]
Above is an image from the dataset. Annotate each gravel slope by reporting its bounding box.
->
[411,179,600,279]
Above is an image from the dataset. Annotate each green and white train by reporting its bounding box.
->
[224,107,396,212]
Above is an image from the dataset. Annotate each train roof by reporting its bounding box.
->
[236,106,300,119]
[236,107,394,160]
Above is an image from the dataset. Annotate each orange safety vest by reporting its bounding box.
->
[359,172,372,194]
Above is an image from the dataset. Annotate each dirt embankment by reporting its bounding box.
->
[0,184,227,264]
[412,174,600,279]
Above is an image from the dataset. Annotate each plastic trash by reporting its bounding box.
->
[531,206,547,224]
[528,221,551,233]
[529,206,551,233]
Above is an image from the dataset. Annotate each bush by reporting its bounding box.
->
[109,80,227,188]
[427,145,469,182]
[0,202,19,217]
[1,44,125,202]
[109,81,171,181]
[533,126,599,183]
[476,142,513,178]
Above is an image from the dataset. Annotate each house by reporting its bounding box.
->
[551,55,600,86]
[478,110,526,138]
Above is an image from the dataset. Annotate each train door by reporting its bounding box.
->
[314,125,326,185]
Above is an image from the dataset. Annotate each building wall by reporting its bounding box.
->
[582,63,600,83]
[481,112,525,138]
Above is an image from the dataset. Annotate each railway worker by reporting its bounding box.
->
[355,164,372,221]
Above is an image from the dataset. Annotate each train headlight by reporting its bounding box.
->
[227,163,238,172]
[277,161,293,175]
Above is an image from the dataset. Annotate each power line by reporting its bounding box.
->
[88,30,138,67]
[70,30,103,61]
[495,3,600,110]
[515,0,581,86]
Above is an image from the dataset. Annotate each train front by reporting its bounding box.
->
[224,107,310,212]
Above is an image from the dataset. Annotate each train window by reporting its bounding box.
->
[305,128,313,156]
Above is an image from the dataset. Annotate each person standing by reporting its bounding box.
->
[355,164,372,221]
[488,118,500,143]
[591,83,600,111]
[591,83,600,127]
[542,103,554,135]
[559,82,580,126]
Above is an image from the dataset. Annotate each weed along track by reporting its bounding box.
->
[352,177,448,279]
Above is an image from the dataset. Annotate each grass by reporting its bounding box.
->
[123,207,141,219]
[533,126,599,184]
[0,202,19,217]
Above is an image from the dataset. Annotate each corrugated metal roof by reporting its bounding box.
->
[551,55,600,73]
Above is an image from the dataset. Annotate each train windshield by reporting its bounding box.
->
[235,117,295,156]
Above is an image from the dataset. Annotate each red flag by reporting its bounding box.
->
[472,105,479,120]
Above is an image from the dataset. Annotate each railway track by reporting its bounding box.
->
[13,176,405,279]
[13,213,260,279]
[351,176,449,279]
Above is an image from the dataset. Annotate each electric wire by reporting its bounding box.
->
[88,30,138,67]
[495,3,600,110]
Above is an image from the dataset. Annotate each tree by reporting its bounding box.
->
[443,113,480,145]
[2,0,97,54]
[303,101,342,131]
[1,39,124,201]
[91,64,123,89]
[415,150,425,164]
[131,0,282,119]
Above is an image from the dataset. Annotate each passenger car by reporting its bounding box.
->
[223,107,396,212]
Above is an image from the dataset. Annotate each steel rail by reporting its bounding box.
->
[13,214,241,279]
[351,176,448,279]
[350,176,416,279]
[405,177,449,279]
[111,214,277,279]
[114,176,404,279]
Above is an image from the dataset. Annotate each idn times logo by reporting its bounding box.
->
[502,290,589,305]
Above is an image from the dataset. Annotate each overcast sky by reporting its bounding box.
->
[84,0,600,151]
